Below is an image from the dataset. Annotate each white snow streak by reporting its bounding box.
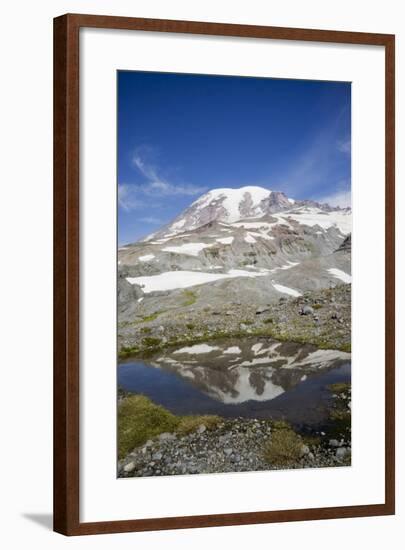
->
[162,242,213,256]
[174,344,219,355]
[327,268,352,283]
[138,254,155,262]
[272,283,302,297]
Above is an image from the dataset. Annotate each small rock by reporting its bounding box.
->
[224,448,233,456]
[300,444,310,457]
[329,439,339,447]
[197,424,206,434]
[152,452,163,461]
[159,432,176,442]
[300,305,314,315]
[123,461,135,473]
[336,447,348,460]
[256,307,270,314]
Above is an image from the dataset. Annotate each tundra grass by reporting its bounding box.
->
[118,394,220,459]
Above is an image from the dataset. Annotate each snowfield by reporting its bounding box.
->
[162,242,214,256]
[138,254,155,262]
[271,283,302,297]
[327,268,352,283]
[174,344,220,355]
[126,269,268,293]
[216,236,234,245]
[282,206,351,235]
[192,186,271,224]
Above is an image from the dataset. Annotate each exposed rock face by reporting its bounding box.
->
[336,233,351,252]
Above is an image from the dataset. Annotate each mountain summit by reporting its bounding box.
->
[145,186,346,241]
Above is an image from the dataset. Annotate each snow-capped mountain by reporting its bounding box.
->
[118,186,351,325]
[144,186,348,241]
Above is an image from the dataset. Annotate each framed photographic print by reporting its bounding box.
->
[53,14,395,535]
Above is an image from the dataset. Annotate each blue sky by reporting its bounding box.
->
[118,71,351,245]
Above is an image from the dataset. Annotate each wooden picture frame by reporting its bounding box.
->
[54,13,395,536]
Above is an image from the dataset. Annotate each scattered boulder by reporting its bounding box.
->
[123,461,135,473]
[336,447,349,460]
[300,305,314,316]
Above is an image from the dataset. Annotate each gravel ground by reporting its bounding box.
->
[119,283,351,356]
[119,413,351,478]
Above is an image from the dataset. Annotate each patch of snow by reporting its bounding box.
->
[249,231,274,241]
[174,344,219,355]
[162,242,214,256]
[216,236,234,245]
[251,343,263,355]
[327,268,352,283]
[244,234,256,244]
[279,261,299,270]
[170,218,186,230]
[223,346,241,355]
[192,186,271,224]
[138,254,155,262]
[282,207,351,235]
[301,375,307,381]
[126,269,268,293]
[137,297,143,302]
[272,283,302,297]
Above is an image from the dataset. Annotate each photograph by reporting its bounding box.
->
[116,70,352,478]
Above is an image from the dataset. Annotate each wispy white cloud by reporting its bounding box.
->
[320,179,351,208]
[118,146,207,210]
[118,183,144,211]
[320,190,351,208]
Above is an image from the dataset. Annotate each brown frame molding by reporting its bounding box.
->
[53,13,395,536]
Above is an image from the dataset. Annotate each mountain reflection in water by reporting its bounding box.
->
[118,338,351,425]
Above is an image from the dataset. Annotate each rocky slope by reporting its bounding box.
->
[118,186,351,342]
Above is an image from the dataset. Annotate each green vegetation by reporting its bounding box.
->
[142,337,162,348]
[328,382,350,394]
[182,290,197,307]
[186,323,195,330]
[339,342,351,353]
[118,394,220,459]
[264,421,303,466]
[263,317,274,324]
[136,311,164,323]
[176,415,220,435]
[313,303,323,310]
[118,320,351,358]
[119,345,140,358]
[140,327,152,334]
[241,319,254,325]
